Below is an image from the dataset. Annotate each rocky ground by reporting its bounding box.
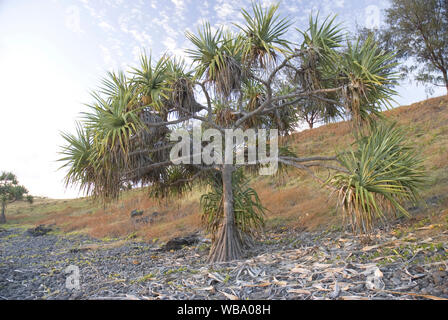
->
[0,220,447,300]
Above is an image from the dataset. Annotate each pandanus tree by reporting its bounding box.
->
[59,2,426,262]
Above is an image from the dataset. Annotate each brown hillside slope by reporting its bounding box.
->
[6,95,448,242]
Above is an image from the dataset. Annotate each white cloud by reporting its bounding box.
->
[98,20,115,32]
[287,4,300,13]
[99,44,116,68]
[118,14,129,33]
[129,29,152,46]
[214,2,236,20]
[335,0,345,8]
[171,0,185,11]
[163,37,177,52]
[132,45,142,64]
[171,0,188,22]
[261,0,276,8]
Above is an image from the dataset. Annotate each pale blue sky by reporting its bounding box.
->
[0,0,444,198]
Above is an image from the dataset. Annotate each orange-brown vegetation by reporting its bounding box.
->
[6,95,448,242]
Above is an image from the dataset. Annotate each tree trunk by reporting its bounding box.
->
[0,201,6,224]
[308,120,314,129]
[207,164,244,263]
[305,114,314,129]
[443,69,448,95]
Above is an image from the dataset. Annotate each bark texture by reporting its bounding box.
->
[207,164,244,262]
[0,201,6,224]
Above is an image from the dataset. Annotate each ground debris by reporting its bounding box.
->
[159,232,204,251]
[26,225,53,237]
[0,223,447,300]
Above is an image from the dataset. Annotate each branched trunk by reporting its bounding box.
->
[207,164,244,263]
[0,201,6,224]
[307,119,314,129]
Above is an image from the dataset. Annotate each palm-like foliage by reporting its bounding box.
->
[186,22,224,80]
[78,84,144,200]
[290,14,344,125]
[131,53,171,115]
[298,13,343,91]
[299,14,344,59]
[186,23,243,98]
[148,165,195,199]
[166,57,202,116]
[58,3,424,262]
[200,169,265,242]
[268,84,300,134]
[99,70,131,99]
[241,79,266,128]
[59,123,95,194]
[239,80,298,133]
[329,122,426,234]
[236,2,291,67]
[83,90,142,158]
[339,36,399,127]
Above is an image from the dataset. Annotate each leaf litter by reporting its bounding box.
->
[0,224,447,300]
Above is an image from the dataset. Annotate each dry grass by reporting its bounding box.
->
[5,95,448,241]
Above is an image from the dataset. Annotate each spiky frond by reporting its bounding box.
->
[329,122,426,234]
[165,58,202,116]
[130,53,171,114]
[58,122,95,194]
[77,88,144,200]
[339,36,399,127]
[186,23,244,98]
[241,79,267,128]
[299,13,344,57]
[98,70,131,99]
[186,22,224,80]
[236,2,292,68]
[83,90,142,158]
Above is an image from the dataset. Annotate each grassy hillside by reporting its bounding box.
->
[5,95,448,242]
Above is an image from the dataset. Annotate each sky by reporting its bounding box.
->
[0,0,445,199]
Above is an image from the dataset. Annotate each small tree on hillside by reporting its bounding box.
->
[0,172,33,224]
[59,3,426,262]
[364,0,448,94]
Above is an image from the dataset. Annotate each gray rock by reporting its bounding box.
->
[26,225,52,236]
[160,233,201,251]
[432,272,444,285]
[151,211,160,217]
[130,209,143,218]
[426,195,442,206]
[134,216,150,224]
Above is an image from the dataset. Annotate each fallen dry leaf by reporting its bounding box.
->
[288,288,311,295]
[379,290,448,300]
[291,266,310,274]
[272,277,287,286]
[220,291,239,300]
[361,244,382,252]
[243,282,271,288]
[340,296,370,300]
